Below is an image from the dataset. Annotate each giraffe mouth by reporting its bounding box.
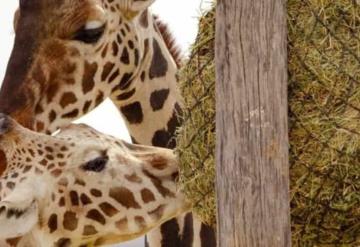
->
[0,198,39,239]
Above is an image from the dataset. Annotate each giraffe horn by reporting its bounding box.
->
[118,0,156,20]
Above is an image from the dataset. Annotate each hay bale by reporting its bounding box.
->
[288,0,360,245]
[176,7,216,226]
[177,0,360,243]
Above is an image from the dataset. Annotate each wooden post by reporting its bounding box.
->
[215,0,290,246]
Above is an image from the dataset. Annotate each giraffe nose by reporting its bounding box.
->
[0,114,12,135]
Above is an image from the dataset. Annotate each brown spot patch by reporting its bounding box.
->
[75,178,86,186]
[117,88,136,101]
[167,103,182,136]
[120,47,130,64]
[48,214,58,233]
[125,173,142,183]
[149,155,168,170]
[6,237,21,246]
[90,189,102,197]
[62,109,79,119]
[35,104,44,114]
[70,191,79,206]
[95,91,104,106]
[150,89,170,111]
[149,39,168,79]
[82,61,98,94]
[118,72,133,90]
[120,101,143,124]
[60,92,77,108]
[59,197,65,207]
[80,193,92,205]
[83,100,92,113]
[99,202,119,217]
[101,62,115,81]
[140,71,146,82]
[112,41,119,56]
[49,110,57,123]
[6,182,15,190]
[152,129,172,148]
[109,187,141,209]
[108,69,120,83]
[134,49,139,66]
[101,44,108,58]
[86,209,106,225]
[83,225,98,236]
[63,211,78,231]
[141,188,156,203]
[55,238,71,247]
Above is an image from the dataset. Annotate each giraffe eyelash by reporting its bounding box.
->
[82,155,109,172]
[73,24,106,44]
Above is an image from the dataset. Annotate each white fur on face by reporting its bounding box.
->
[0,200,38,239]
[85,20,104,30]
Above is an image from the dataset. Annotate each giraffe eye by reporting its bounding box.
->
[73,22,106,44]
[82,156,108,172]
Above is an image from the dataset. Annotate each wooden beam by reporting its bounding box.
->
[215,0,291,246]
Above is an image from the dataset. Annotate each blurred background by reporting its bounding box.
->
[0,0,211,246]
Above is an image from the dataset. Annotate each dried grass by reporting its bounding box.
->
[176,6,216,227]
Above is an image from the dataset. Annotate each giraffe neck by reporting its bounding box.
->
[111,13,182,149]
[110,13,216,247]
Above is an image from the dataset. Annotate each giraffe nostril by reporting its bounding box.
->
[0,114,11,135]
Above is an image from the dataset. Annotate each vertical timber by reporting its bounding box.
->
[215,0,291,246]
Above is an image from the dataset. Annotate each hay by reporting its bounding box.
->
[177,1,360,241]
[176,7,216,226]
[288,0,360,245]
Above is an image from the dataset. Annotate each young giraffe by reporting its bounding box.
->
[0,114,190,247]
[0,0,215,246]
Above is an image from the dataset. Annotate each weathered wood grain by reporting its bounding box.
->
[215,0,291,246]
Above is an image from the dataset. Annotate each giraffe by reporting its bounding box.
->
[0,114,190,247]
[0,0,216,246]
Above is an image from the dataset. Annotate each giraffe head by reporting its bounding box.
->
[0,0,171,133]
[0,114,189,246]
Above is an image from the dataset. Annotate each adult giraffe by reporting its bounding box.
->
[0,0,216,246]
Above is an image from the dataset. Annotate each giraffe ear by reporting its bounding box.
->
[119,0,155,19]
[0,187,39,239]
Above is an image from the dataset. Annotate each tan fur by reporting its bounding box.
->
[0,115,190,246]
[0,0,211,246]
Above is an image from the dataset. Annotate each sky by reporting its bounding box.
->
[0,0,210,246]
